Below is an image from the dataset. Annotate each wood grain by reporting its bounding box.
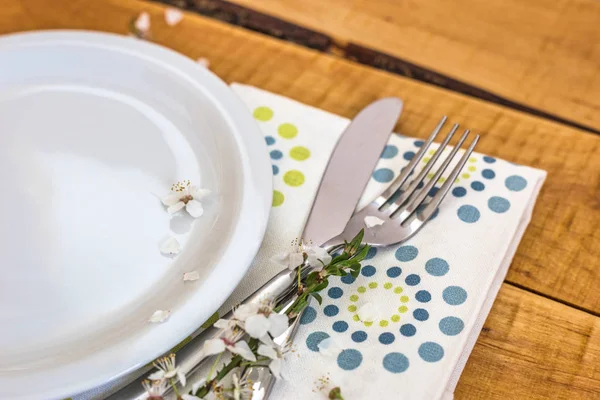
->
[225,0,600,133]
[2,0,600,398]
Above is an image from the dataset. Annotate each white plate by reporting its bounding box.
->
[0,31,271,399]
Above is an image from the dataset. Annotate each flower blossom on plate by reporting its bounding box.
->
[142,379,168,399]
[257,343,291,379]
[164,7,184,26]
[239,300,289,340]
[183,271,200,281]
[149,309,171,323]
[364,215,385,228]
[160,236,181,255]
[200,333,256,362]
[356,302,379,323]
[148,353,187,386]
[134,12,151,33]
[271,240,332,271]
[231,373,254,400]
[197,57,210,68]
[162,180,211,218]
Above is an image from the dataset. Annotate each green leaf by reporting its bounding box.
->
[353,244,370,262]
[311,293,323,305]
[349,262,361,272]
[331,253,350,264]
[339,269,348,276]
[305,271,319,286]
[350,268,360,279]
[345,229,365,255]
[313,279,330,292]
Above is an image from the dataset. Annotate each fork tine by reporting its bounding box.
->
[419,134,480,221]
[375,116,447,209]
[386,123,459,214]
[399,129,471,222]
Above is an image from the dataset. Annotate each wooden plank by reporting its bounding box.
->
[456,284,600,399]
[224,0,600,133]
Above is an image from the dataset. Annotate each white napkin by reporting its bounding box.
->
[77,84,546,399]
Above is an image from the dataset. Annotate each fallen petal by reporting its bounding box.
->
[160,236,181,255]
[183,271,200,281]
[364,215,385,228]
[357,302,379,322]
[134,12,151,32]
[186,199,204,218]
[164,7,184,26]
[196,57,210,68]
[167,201,185,214]
[149,310,171,323]
[317,337,342,357]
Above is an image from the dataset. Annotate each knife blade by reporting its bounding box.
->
[108,97,403,400]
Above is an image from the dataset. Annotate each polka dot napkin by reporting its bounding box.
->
[229,84,547,400]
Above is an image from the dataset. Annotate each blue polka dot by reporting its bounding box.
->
[383,352,409,373]
[381,145,398,159]
[378,332,395,345]
[416,181,424,190]
[395,246,418,262]
[270,150,283,160]
[300,306,317,325]
[403,151,415,161]
[365,247,378,260]
[265,136,275,145]
[505,175,527,192]
[373,168,394,183]
[324,305,339,317]
[439,317,464,336]
[351,331,367,343]
[428,187,439,197]
[306,331,329,351]
[418,342,444,362]
[341,274,355,284]
[417,203,439,221]
[425,257,449,276]
[443,286,467,305]
[333,321,349,332]
[337,349,363,370]
[414,140,424,147]
[361,265,376,277]
[413,308,429,321]
[415,290,431,303]
[387,267,402,278]
[328,287,343,299]
[482,169,495,179]
[470,181,484,191]
[457,205,480,223]
[405,274,421,286]
[452,187,466,197]
[400,324,416,337]
[272,165,279,175]
[488,196,510,213]
[483,156,496,163]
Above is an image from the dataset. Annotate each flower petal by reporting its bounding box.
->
[201,338,226,357]
[311,246,332,265]
[317,337,342,357]
[257,344,278,360]
[244,314,270,338]
[147,370,165,380]
[167,201,185,214]
[186,199,204,218]
[196,57,210,68]
[160,236,181,255]
[357,302,379,322]
[233,303,259,321]
[269,358,282,378]
[364,215,385,228]
[164,7,184,26]
[288,252,304,270]
[270,252,290,267]
[177,369,187,387]
[258,334,276,347]
[191,378,206,394]
[214,318,236,330]
[267,313,289,337]
[182,395,201,400]
[229,340,257,362]
[134,12,151,32]
[183,271,200,281]
[149,310,171,323]
[162,193,182,206]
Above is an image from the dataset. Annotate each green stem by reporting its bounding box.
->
[207,352,222,380]
[170,377,180,398]
[194,355,243,397]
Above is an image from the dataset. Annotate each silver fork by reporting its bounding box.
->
[323,116,479,247]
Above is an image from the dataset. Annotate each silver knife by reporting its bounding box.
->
[106,97,403,400]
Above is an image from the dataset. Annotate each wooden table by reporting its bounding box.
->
[2,0,599,398]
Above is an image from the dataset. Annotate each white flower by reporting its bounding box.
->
[233,303,260,321]
[148,353,186,387]
[364,215,385,228]
[134,12,151,33]
[213,318,238,331]
[183,271,200,281]
[200,335,256,362]
[257,343,291,379]
[162,180,211,218]
[149,310,171,323]
[356,302,379,322]
[164,7,184,26]
[237,300,288,339]
[160,236,181,255]
[232,373,254,400]
[317,337,342,357]
[271,241,332,270]
[197,57,210,68]
[142,379,168,398]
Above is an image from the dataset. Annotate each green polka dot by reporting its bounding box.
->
[428,149,436,155]
[253,106,273,121]
[438,177,446,183]
[400,295,409,303]
[353,314,360,321]
[272,190,284,207]
[348,305,357,312]
[391,315,400,322]
[384,282,393,289]
[283,170,305,187]
[398,305,408,313]
[394,287,403,294]
[350,295,359,302]
[278,123,298,139]
[468,165,476,172]
[469,157,477,163]
[379,320,389,327]
[369,282,378,289]
[290,146,310,161]
[364,321,373,327]
[357,286,366,293]
[423,156,431,163]
[427,173,434,179]
[462,173,470,179]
